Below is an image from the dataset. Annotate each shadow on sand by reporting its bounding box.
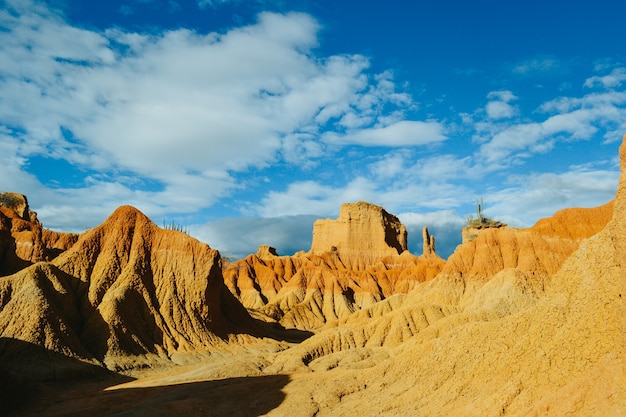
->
[1,338,291,417]
[6,371,290,417]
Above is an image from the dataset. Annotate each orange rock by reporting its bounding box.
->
[224,207,444,329]
[310,201,407,268]
[0,205,261,373]
[0,193,78,275]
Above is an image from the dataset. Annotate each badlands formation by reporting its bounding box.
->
[0,137,625,416]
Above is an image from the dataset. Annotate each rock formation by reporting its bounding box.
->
[256,136,626,416]
[0,192,37,222]
[422,226,436,257]
[256,244,279,258]
[310,201,407,269]
[223,253,305,310]
[0,205,271,375]
[0,192,78,276]
[224,203,444,329]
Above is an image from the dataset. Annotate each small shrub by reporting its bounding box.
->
[465,197,505,228]
[0,193,22,209]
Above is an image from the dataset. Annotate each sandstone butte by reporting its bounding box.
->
[0,136,624,416]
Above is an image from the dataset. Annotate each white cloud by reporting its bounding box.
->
[584,68,626,89]
[485,90,518,120]
[367,150,410,179]
[479,89,626,164]
[486,101,517,120]
[486,167,619,227]
[323,120,446,147]
[487,90,516,102]
[0,4,434,229]
[256,170,474,220]
[257,177,378,217]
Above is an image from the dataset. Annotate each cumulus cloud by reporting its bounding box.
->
[478,88,626,165]
[584,68,626,89]
[485,90,518,120]
[486,167,619,227]
[0,2,433,230]
[485,101,517,120]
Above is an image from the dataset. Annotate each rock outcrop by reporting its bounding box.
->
[0,192,78,276]
[0,192,37,222]
[257,245,279,258]
[422,226,436,257]
[224,203,444,329]
[310,201,407,269]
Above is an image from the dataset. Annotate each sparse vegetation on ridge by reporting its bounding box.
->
[0,193,22,208]
[162,219,189,234]
[465,197,505,228]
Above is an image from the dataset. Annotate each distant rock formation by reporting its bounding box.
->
[224,202,444,329]
[310,201,407,269]
[257,245,279,258]
[422,226,436,257]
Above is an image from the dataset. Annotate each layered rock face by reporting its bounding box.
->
[224,203,444,329]
[0,192,78,276]
[0,205,260,375]
[310,201,407,268]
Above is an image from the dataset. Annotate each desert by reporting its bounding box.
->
[0,136,624,416]
[2,1,625,415]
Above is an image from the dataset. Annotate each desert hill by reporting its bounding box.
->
[1,138,625,416]
[0,204,300,378]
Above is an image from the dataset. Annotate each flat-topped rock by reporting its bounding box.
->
[309,201,407,266]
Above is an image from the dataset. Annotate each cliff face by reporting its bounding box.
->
[0,192,78,276]
[310,201,407,269]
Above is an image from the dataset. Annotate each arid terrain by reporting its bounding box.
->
[1,137,625,416]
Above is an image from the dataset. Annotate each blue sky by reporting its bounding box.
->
[1,0,625,259]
